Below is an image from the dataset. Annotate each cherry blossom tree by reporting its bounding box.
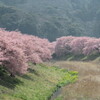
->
[70,37,90,55]
[55,36,100,57]
[55,36,75,56]
[0,29,53,76]
[83,38,100,55]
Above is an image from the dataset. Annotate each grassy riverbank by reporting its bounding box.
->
[0,63,78,100]
[51,61,100,100]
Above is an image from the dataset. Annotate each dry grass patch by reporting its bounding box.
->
[48,61,100,100]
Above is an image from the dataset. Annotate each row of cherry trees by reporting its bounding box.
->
[0,29,100,76]
[55,36,100,57]
[0,29,54,75]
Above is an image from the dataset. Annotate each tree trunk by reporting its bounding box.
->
[10,73,15,77]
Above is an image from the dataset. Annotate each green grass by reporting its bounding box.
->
[0,63,78,100]
[54,52,100,61]
[82,53,100,61]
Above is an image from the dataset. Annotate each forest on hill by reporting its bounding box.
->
[0,0,100,41]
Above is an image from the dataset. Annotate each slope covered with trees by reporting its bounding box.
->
[0,0,100,41]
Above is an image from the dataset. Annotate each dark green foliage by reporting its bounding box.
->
[0,5,37,35]
[0,66,23,89]
[82,53,100,61]
[0,66,7,76]
[54,53,100,61]
[0,0,100,41]
[0,0,27,6]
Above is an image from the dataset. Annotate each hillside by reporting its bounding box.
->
[0,63,77,100]
[0,0,100,41]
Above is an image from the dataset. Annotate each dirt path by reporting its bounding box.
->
[47,61,100,100]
